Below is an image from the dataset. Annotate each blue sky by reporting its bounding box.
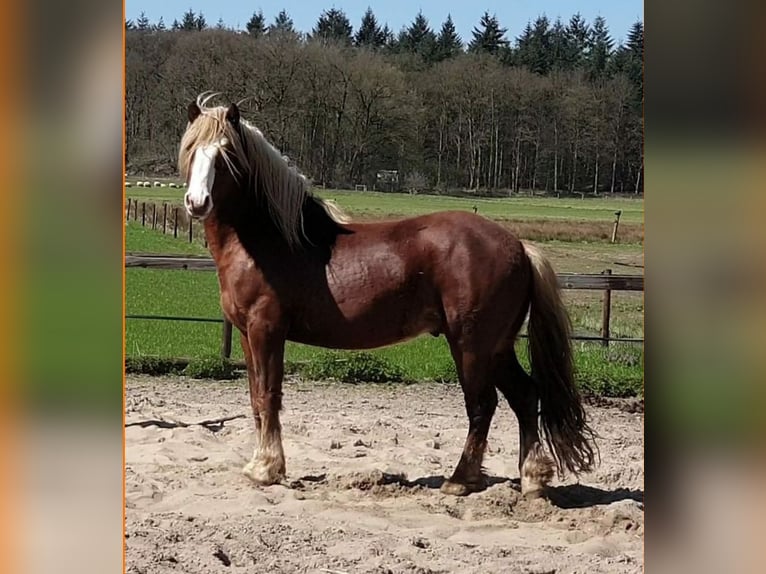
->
[126,1,643,45]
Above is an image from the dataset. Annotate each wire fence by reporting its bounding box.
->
[126,254,644,357]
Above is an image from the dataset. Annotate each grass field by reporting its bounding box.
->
[125,221,208,255]
[127,186,644,243]
[125,220,644,396]
[127,183,643,225]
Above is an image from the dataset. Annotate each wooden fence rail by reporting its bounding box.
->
[126,254,644,357]
[125,254,644,290]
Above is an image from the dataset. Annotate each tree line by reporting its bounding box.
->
[126,8,643,194]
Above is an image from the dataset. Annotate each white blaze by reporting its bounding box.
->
[184,143,219,216]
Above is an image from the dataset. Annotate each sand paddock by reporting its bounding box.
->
[126,375,643,574]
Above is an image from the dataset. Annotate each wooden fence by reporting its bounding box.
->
[126,254,644,358]
[126,199,206,246]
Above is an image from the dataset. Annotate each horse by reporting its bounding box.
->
[178,94,596,498]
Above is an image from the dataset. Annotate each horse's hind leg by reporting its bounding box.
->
[494,349,554,497]
[441,347,498,496]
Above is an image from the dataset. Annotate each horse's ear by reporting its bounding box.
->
[226,103,240,126]
[188,102,201,123]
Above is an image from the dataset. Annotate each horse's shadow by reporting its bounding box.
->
[298,472,643,510]
[544,483,644,509]
[405,474,643,509]
[405,474,509,490]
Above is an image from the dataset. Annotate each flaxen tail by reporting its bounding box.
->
[523,241,597,477]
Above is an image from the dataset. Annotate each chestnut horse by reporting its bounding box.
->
[179,94,596,497]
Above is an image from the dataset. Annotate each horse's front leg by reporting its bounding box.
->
[241,315,287,486]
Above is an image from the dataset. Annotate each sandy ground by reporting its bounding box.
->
[125,375,643,574]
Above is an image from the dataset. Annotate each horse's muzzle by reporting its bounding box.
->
[184,193,211,219]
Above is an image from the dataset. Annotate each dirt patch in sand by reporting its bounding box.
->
[126,375,643,574]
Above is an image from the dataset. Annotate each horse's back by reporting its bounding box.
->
[345,210,522,254]
[342,208,530,311]
[389,210,525,273]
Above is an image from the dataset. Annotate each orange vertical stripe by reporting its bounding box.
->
[0,0,20,571]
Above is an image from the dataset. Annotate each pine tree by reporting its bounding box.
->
[586,16,613,80]
[395,27,408,51]
[468,11,508,55]
[312,8,353,45]
[136,11,150,31]
[516,22,531,68]
[155,17,166,31]
[125,19,136,31]
[499,44,516,66]
[516,22,532,51]
[270,9,297,36]
[172,19,181,31]
[354,7,385,48]
[517,15,551,74]
[549,18,568,70]
[531,16,552,73]
[434,14,462,61]
[196,12,207,31]
[181,9,197,31]
[400,11,437,61]
[607,43,630,77]
[565,13,589,69]
[215,17,226,30]
[626,21,643,59]
[381,24,395,50]
[625,21,644,103]
[246,10,266,38]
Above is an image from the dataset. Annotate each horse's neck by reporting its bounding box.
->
[204,192,344,267]
[202,213,238,264]
[203,199,289,265]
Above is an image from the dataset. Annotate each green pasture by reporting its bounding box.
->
[125,223,643,396]
[318,190,643,224]
[125,266,642,397]
[125,221,208,254]
[126,183,643,224]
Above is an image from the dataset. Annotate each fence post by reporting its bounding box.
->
[151,203,156,229]
[134,199,138,220]
[162,203,167,234]
[221,318,233,359]
[126,198,131,222]
[611,210,622,244]
[188,217,193,243]
[173,207,178,238]
[141,202,145,226]
[601,269,612,347]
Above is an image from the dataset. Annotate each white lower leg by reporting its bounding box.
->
[521,443,554,497]
[243,427,285,485]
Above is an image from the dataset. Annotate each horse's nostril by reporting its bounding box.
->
[202,195,210,209]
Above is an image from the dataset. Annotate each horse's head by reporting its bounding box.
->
[178,93,348,246]
[179,96,246,219]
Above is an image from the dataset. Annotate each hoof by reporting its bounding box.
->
[520,478,547,499]
[440,477,485,496]
[521,444,554,497]
[242,459,285,485]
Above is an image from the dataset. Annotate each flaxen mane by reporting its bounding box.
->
[178,92,348,247]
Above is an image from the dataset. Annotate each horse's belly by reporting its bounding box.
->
[287,304,443,350]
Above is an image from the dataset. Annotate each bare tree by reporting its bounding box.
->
[125,18,642,195]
